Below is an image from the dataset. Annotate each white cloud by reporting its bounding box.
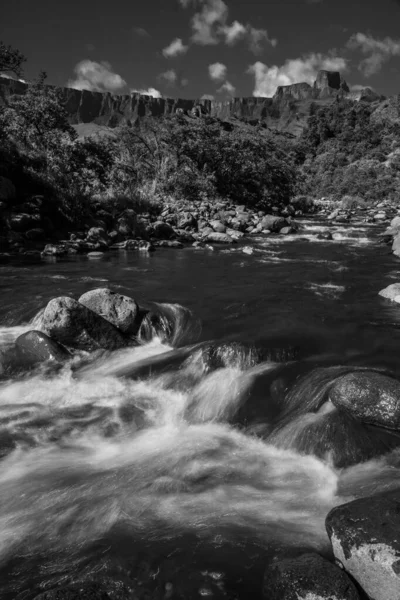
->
[218,80,235,95]
[162,38,189,58]
[248,27,277,54]
[191,0,228,45]
[248,54,348,97]
[130,87,162,98]
[208,62,227,81]
[158,69,178,84]
[201,93,215,100]
[221,20,247,44]
[347,32,400,76]
[68,60,127,92]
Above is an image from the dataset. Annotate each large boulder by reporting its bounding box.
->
[326,491,400,600]
[263,552,359,600]
[41,297,128,351]
[209,220,226,233]
[329,371,400,430]
[15,330,70,367]
[79,288,142,336]
[152,221,175,239]
[379,283,400,303]
[260,215,288,233]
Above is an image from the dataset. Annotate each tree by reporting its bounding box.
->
[0,41,26,77]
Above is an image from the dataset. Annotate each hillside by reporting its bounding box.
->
[0,70,383,137]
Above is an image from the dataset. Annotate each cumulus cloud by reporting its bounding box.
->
[247,27,277,54]
[68,60,127,92]
[208,62,227,81]
[218,80,235,95]
[201,93,215,100]
[347,32,400,76]
[131,87,162,98]
[221,20,247,44]
[191,0,228,45]
[247,53,348,97]
[162,37,189,58]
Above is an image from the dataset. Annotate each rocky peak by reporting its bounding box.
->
[314,70,350,95]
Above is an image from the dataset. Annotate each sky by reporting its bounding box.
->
[2,0,400,99]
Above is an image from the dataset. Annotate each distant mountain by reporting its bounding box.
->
[0,70,387,137]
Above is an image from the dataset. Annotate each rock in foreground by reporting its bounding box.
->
[263,552,359,600]
[42,297,128,351]
[79,288,142,335]
[329,371,400,430]
[326,492,400,600]
[15,330,70,367]
[379,283,400,303]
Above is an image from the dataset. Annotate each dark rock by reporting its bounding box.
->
[326,491,400,600]
[79,288,142,335]
[263,552,359,600]
[260,215,288,233]
[152,221,175,239]
[329,371,400,429]
[41,296,128,351]
[15,330,70,367]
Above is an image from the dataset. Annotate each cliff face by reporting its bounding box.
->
[0,71,382,137]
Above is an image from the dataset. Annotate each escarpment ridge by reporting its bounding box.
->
[0,70,384,136]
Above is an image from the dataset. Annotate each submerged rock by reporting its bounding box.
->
[42,296,128,351]
[79,288,142,335]
[15,330,70,367]
[329,371,400,430]
[326,491,400,600]
[263,552,359,600]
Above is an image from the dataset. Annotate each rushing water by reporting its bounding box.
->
[1,218,400,599]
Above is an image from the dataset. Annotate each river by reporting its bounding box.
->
[0,218,400,599]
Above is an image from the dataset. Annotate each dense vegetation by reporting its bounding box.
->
[1,40,400,227]
[298,98,400,203]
